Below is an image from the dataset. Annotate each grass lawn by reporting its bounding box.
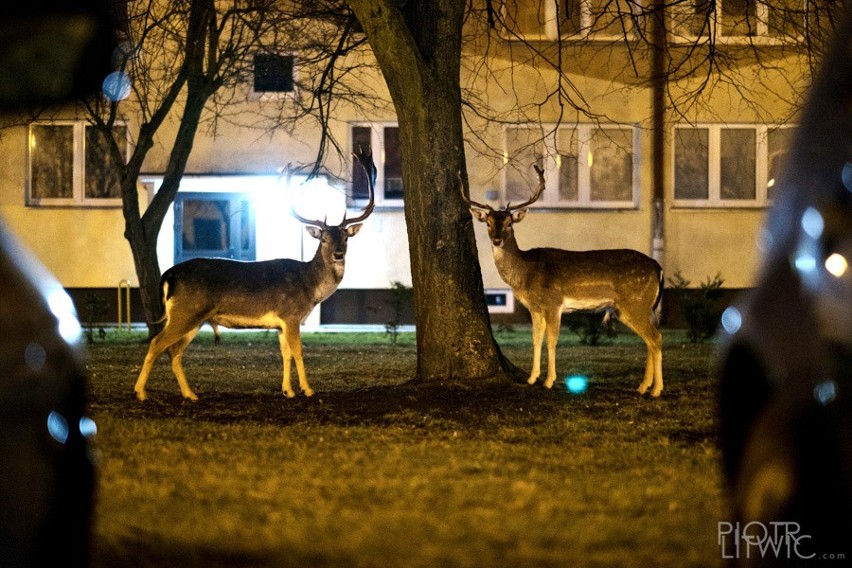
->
[85,328,726,568]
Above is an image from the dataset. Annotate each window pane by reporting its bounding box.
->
[589,128,633,202]
[254,54,294,93]
[675,128,709,199]
[720,129,756,200]
[556,128,578,201]
[30,124,74,199]
[384,127,404,200]
[85,125,126,199]
[671,0,713,37]
[722,0,757,36]
[182,199,230,252]
[767,128,793,201]
[588,0,635,36]
[506,0,547,36]
[351,126,372,200]
[240,200,253,253]
[505,127,545,204]
[767,1,805,37]
[560,0,582,35]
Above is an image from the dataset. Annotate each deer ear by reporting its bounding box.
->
[512,209,528,223]
[471,208,489,222]
[345,224,363,237]
[306,226,323,239]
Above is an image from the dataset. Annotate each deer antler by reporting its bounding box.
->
[506,164,545,212]
[342,145,376,227]
[458,170,493,211]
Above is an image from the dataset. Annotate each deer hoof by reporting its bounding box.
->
[650,387,663,398]
[303,388,315,397]
[183,392,199,402]
[135,389,147,402]
[544,379,555,389]
[527,376,538,385]
[283,389,296,399]
[637,384,650,396]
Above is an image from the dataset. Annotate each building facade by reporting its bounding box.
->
[0,1,824,325]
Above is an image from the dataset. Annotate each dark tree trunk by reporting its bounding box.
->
[118,0,216,337]
[349,0,519,381]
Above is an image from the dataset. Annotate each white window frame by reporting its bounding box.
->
[503,123,640,210]
[669,1,808,45]
[672,123,795,208]
[504,0,645,41]
[249,52,299,101]
[27,121,128,207]
[349,122,404,208]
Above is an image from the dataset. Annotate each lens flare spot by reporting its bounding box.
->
[825,253,848,278]
[102,71,131,101]
[47,411,69,444]
[565,375,589,394]
[801,207,824,239]
[79,416,98,439]
[720,306,743,335]
[814,380,837,406]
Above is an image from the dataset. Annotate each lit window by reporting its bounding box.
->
[28,122,127,207]
[674,124,794,207]
[504,124,639,209]
[350,124,404,206]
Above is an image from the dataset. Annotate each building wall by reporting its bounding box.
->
[0,28,812,319]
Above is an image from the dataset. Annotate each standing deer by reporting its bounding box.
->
[133,149,376,401]
[462,166,664,396]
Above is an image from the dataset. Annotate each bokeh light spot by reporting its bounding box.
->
[565,375,589,394]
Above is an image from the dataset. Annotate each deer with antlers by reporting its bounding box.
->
[133,149,376,401]
[462,166,664,396]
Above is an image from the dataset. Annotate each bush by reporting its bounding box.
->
[563,311,617,345]
[668,271,725,343]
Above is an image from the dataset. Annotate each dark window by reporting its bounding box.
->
[253,54,294,93]
[383,127,403,200]
[351,126,372,200]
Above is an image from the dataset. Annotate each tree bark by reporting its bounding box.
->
[349,0,519,381]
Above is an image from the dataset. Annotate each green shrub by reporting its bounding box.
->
[668,271,725,343]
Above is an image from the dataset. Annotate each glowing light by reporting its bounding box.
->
[794,253,817,274]
[814,380,837,406]
[766,178,775,188]
[587,151,594,168]
[79,416,98,439]
[102,71,131,101]
[720,306,742,335]
[842,162,852,193]
[565,375,589,394]
[801,207,824,239]
[47,288,83,344]
[47,411,69,444]
[825,253,848,278]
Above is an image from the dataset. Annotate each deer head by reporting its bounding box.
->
[460,165,545,247]
[292,147,376,264]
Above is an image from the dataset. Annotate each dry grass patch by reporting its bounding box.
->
[86,329,725,567]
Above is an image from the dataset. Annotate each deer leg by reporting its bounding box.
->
[135,322,196,401]
[543,309,562,389]
[278,328,295,398]
[528,311,546,385]
[618,311,664,397]
[284,320,314,397]
[167,327,200,401]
